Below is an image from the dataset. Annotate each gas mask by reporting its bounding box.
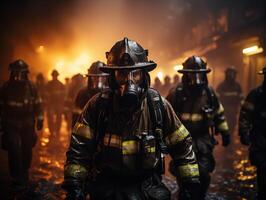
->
[114,69,143,105]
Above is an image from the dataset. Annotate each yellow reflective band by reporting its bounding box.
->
[166,124,189,146]
[103,134,121,149]
[222,92,239,96]
[191,114,203,121]
[122,140,139,155]
[180,113,190,121]
[181,113,203,122]
[217,104,224,115]
[243,101,254,111]
[217,121,229,131]
[72,107,83,115]
[73,122,93,139]
[7,101,24,107]
[178,164,199,178]
[64,164,88,179]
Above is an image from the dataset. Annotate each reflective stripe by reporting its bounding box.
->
[72,107,83,115]
[216,104,224,115]
[243,101,255,111]
[64,164,88,179]
[222,92,239,96]
[166,124,189,145]
[7,101,24,107]
[73,122,93,139]
[180,113,203,122]
[103,134,121,149]
[122,140,139,155]
[217,121,229,131]
[178,164,199,178]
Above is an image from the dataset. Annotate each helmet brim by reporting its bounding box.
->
[99,62,157,73]
[178,68,211,73]
[86,73,109,77]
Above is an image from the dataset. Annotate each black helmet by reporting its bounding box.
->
[9,59,29,72]
[258,67,266,75]
[100,37,157,73]
[87,61,108,76]
[178,56,211,73]
[225,66,237,74]
[51,69,59,76]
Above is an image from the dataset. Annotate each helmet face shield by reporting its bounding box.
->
[88,75,109,90]
[114,69,143,86]
[185,72,206,86]
[10,71,28,81]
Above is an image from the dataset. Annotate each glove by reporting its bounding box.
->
[222,134,230,147]
[36,119,43,131]
[65,189,85,200]
[240,134,250,146]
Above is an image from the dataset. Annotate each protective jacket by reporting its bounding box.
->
[63,88,199,199]
[72,87,101,128]
[239,86,266,167]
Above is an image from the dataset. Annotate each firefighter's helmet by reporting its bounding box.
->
[9,59,29,72]
[100,37,157,73]
[178,56,211,73]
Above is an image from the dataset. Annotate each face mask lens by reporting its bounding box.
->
[187,73,204,85]
[89,76,109,89]
[115,70,142,85]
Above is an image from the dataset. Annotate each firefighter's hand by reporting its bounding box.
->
[222,134,230,147]
[240,134,250,146]
[37,120,43,131]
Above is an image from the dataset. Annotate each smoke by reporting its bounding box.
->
[0,0,265,83]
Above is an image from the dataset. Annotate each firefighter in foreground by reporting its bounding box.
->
[45,70,65,137]
[166,56,230,199]
[72,61,109,127]
[63,38,200,200]
[239,67,266,200]
[217,67,243,132]
[0,60,43,191]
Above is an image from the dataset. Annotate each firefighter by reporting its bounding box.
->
[72,61,109,127]
[239,67,266,200]
[65,74,85,132]
[62,38,200,200]
[161,75,172,97]
[0,59,43,191]
[45,70,65,137]
[217,67,243,132]
[166,56,230,199]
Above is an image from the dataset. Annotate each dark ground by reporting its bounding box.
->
[0,120,257,200]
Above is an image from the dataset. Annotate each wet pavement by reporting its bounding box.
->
[0,122,257,200]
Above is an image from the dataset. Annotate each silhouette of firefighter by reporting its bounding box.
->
[45,70,65,137]
[0,59,43,192]
[217,67,243,132]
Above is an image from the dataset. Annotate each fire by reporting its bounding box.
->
[47,52,91,82]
